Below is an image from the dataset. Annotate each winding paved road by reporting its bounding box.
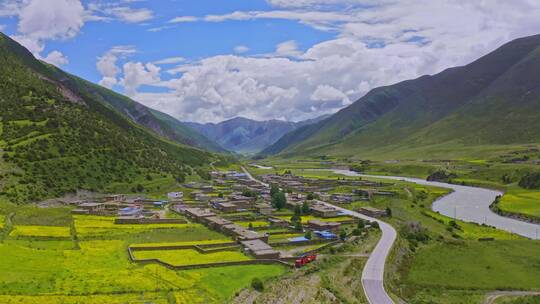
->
[331,169,540,240]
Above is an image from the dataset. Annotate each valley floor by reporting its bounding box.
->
[248,160,540,304]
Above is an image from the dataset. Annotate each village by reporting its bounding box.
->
[68,167,393,268]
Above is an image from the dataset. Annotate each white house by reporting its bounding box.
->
[167,192,183,201]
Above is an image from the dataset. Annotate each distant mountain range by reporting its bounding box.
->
[262,34,540,159]
[0,32,219,203]
[186,115,329,154]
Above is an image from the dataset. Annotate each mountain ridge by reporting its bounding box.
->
[186,114,330,154]
[262,34,540,159]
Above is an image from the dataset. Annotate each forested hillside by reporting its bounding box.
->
[0,33,218,204]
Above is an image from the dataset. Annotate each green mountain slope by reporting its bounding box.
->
[0,33,218,203]
[264,34,540,159]
[41,62,225,153]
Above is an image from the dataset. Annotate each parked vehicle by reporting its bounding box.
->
[295,254,317,267]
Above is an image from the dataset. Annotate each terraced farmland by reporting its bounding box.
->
[9,225,71,238]
[0,211,287,303]
[132,248,252,266]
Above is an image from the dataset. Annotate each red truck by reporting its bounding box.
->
[295,254,317,268]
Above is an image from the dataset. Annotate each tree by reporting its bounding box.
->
[386,207,392,217]
[271,191,286,210]
[251,278,264,292]
[357,219,365,229]
[294,220,303,231]
[294,205,302,216]
[416,190,428,202]
[248,222,254,230]
[518,172,540,189]
[302,201,310,214]
[371,221,379,229]
[290,214,301,223]
[339,229,347,240]
[306,193,315,200]
[304,230,312,240]
[270,184,280,197]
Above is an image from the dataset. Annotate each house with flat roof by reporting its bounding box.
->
[118,206,143,217]
[268,217,289,228]
[204,216,233,231]
[241,239,280,259]
[255,203,273,215]
[331,193,353,204]
[105,194,126,202]
[183,208,216,221]
[358,206,387,218]
[307,219,341,232]
[310,203,339,218]
[167,192,183,201]
[223,224,269,242]
[213,202,239,213]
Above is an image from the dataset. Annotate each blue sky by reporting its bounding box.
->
[1,0,540,122]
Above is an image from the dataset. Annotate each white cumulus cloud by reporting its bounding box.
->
[96,45,136,89]
[103,0,540,124]
[43,50,69,66]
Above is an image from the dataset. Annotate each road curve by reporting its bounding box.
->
[241,166,397,304]
[331,169,540,240]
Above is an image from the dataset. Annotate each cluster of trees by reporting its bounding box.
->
[293,201,310,217]
[400,221,430,251]
[518,172,540,189]
[349,160,371,173]
[270,184,286,210]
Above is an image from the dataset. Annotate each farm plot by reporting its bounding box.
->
[0,293,169,304]
[132,248,252,266]
[9,225,70,238]
[73,215,223,242]
[130,239,232,248]
[499,186,540,220]
[234,221,269,228]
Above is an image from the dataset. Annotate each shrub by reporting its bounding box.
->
[401,221,430,243]
[251,278,264,292]
[518,172,540,189]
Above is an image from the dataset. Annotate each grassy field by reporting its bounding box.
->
[234,221,269,228]
[498,185,540,220]
[9,225,71,238]
[405,240,540,290]
[422,211,519,240]
[496,296,540,304]
[129,239,232,248]
[132,248,252,266]
[73,215,225,242]
[0,293,170,304]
